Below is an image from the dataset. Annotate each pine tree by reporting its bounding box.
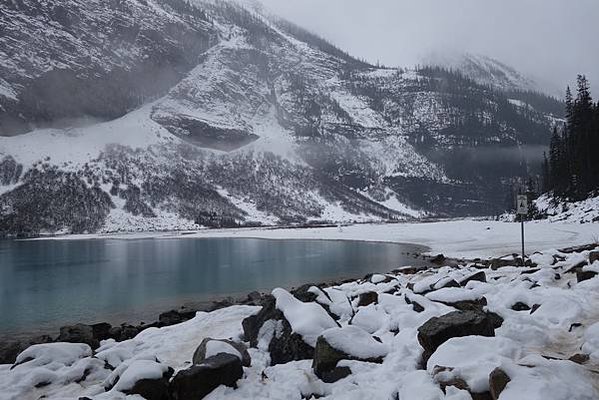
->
[546,75,599,199]
[541,151,550,192]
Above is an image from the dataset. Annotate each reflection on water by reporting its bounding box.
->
[0,238,427,336]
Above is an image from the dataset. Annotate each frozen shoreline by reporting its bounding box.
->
[29,219,599,259]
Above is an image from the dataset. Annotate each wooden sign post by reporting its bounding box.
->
[517,194,528,266]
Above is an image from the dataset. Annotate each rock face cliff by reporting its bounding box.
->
[0,0,563,236]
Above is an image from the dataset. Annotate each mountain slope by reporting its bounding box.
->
[0,0,561,236]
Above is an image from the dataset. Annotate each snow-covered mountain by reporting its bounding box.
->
[420,52,542,93]
[0,0,564,236]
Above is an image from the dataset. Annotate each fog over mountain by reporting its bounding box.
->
[259,0,599,96]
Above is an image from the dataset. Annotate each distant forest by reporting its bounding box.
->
[543,75,599,200]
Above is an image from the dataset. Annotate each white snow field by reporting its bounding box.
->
[1,243,599,399]
[47,218,599,259]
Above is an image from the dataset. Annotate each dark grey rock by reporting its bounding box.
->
[489,367,511,400]
[569,353,590,364]
[357,292,378,307]
[170,353,243,400]
[192,338,251,367]
[123,366,173,400]
[242,295,283,347]
[291,284,320,303]
[241,294,334,365]
[0,335,53,365]
[511,302,530,311]
[57,324,99,349]
[417,310,497,364]
[91,322,112,342]
[460,271,486,286]
[577,270,597,283]
[158,310,196,326]
[312,334,383,383]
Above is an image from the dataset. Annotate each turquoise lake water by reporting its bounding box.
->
[0,237,427,336]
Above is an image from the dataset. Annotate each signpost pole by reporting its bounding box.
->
[521,218,525,266]
[516,194,528,266]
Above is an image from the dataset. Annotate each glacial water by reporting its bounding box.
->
[0,237,428,337]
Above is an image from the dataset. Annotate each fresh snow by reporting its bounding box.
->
[111,359,169,392]
[321,326,389,359]
[0,103,176,169]
[205,341,242,360]
[272,288,338,347]
[53,219,599,260]
[0,78,17,101]
[535,194,599,224]
[427,336,522,393]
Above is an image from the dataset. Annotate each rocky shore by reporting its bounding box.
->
[1,245,599,399]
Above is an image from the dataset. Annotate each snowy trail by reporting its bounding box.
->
[42,220,599,259]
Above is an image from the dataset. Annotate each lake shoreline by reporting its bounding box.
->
[0,249,440,364]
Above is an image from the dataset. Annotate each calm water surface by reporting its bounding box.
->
[0,238,427,337]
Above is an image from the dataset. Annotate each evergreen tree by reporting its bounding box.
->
[541,151,550,192]
[545,75,599,199]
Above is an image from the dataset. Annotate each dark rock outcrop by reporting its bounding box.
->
[170,353,243,400]
[192,338,251,367]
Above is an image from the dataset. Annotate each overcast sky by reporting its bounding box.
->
[258,0,599,97]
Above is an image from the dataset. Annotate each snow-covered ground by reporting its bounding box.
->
[44,219,599,260]
[535,194,599,224]
[2,243,599,399]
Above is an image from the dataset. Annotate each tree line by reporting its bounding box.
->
[543,75,599,200]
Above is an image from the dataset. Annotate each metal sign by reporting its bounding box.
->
[517,195,528,215]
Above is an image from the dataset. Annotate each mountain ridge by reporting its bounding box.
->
[0,0,563,236]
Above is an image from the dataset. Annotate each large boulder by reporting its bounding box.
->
[112,360,173,400]
[192,338,251,367]
[312,326,388,383]
[242,295,283,347]
[57,324,99,349]
[91,323,113,342]
[460,271,486,286]
[417,310,498,364]
[0,335,53,365]
[242,289,338,366]
[170,353,243,400]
